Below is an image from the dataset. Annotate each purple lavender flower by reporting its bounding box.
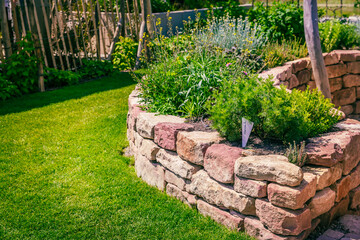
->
[226,63,232,67]
[242,71,248,75]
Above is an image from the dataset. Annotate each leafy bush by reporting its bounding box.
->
[261,38,308,69]
[247,2,304,42]
[0,72,19,101]
[152,0,173,12]
[319,20,360,52]
[44,68,80,89]
[78,59,113,79]
[112,37,138,71]
[3,34,38,94]
[208,76,341,143]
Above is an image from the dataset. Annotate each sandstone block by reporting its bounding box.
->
[187,171,256,215]
[308,187,336,219]
[244,217,319,240]
[296,69,311,85]
[357,87,360,99]
[306,131,360,172]
[135,154,165,191]
[154,122,194,151]
[326,63,348,78]
[288,74,300,89]
[332,87,356,107]
[197,200,244,231]
[166,183,196,208]
[267,173,317,210]
[136,112,185,139]
[302,164,343,190]
[156,149,200,180]
[335,118,360,131]
[350,186,360,209]
[341,105,354,115]
[127,128,135,143]
[259,65,292,81]
[333,50,360,62]
[349,164,360,190]
[296,85,307,91]
[319,195,350,227]
[308,81,316,91]
[234,177,267,198]
[347,61,360,74]
[333,175,352,202]
[288,59,310,73]
[329,77,343,92]
[176,131,224,166]
[204,144,244,184]
[235,155,303,187]
[344,74,360,88]
[255,199,311,236]
[128,90,141,109]
[165,170,186,190]
[139,138,160,161]
[324,52,340,66]
[356,101,360,114]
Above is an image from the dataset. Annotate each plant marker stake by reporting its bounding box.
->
[242,118,254,148]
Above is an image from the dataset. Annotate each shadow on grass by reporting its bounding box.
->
[0,71,136,116]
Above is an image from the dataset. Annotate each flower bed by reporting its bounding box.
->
[127,50,360,239]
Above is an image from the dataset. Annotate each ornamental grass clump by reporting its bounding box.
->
[139,15,266,118]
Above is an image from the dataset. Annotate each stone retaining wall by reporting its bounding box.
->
[126,50,360,240]
[259,50,360,116]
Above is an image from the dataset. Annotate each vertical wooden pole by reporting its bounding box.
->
[23,0,31,32]
[49,0,65,70]
[119,0,125,37]
[40,0,57,69]
[67,0,82,66]
[58,0,77,70]
[96,0,107,58]
[11,0,21,44]
[1,0,13,58]
[303,0,331,99]
[109,0,116,31]
[125,0,133,37]
[75,0,89,60]
[31,0,49,68]
[54,0,71,69]
[102,0,113,39]
[18,0,26,37]
[133,0,139,40]
[0,38,5,62]
[88,0,101,59]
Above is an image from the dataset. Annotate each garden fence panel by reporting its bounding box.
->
[0,0,140,70]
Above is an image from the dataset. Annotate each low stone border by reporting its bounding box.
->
[127,50,360,240]
[259,50,360,116]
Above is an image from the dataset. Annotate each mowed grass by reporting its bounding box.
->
[0,72,252,240]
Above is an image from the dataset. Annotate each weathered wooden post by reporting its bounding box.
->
[303,0,331,99]
[135,0,152,69]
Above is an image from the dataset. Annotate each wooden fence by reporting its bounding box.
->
[0,0,141,70]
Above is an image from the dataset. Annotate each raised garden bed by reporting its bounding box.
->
[126,50,360,240]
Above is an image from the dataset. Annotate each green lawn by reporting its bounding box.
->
[0,72,252,239]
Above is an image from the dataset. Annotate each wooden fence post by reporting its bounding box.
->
[1,0,13,58]
[304,0,331,99]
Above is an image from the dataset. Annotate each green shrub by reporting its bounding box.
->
[319,20,360,52]
[208,76,341,143]
[44,68,80,89]
[247,2,304,42]
[261,38,308,69]
[0,72,19,101]
[78,59,113,79]
[3,34,39,94]
[112,37,138,71]
[152,0,173,12]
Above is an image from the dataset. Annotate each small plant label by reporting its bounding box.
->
[242,118,254,148]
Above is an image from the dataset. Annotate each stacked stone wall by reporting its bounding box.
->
[259,50,360,116]
[126,50,360,240]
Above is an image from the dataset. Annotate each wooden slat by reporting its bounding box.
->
[95,0,107,58]
[49,0,65,70]
[75,0,89,60]
[125,0,133,37]
[109,0,116,31]
[11,0,21,44]
[67,0,82,66]
[88,0,101,59]
[40,0,57,69]
[1,0,13,58]
[58,0,77,70]
[133,0,140,40]
[54,0,71,69]
[18,0,26,37]
[31,0,49,68]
